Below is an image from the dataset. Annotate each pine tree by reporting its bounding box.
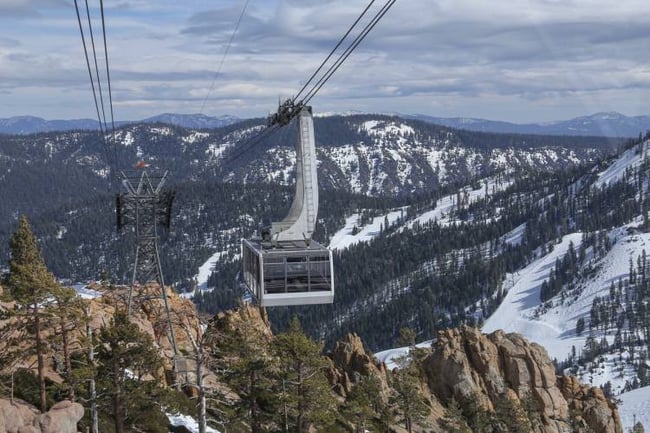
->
[343,374,389,432]
[214,309,276,433]
[440,398,471,433]
[273,317,336,433]
[390,366,431,433]
[398,327,417,347]
[176,308,211,433]
[5,215,61,412]
[51,286,86,401]
[632,421,645,433]
[576,317,585,336]
[96,311,164,433]
[343,378,377,432]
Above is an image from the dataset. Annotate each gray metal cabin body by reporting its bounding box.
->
[242,238,334,307]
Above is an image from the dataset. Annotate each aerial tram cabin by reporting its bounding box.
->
[241,105,334,307]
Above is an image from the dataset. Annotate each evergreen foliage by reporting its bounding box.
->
[0,119,643,367]
[212,308,277,432]
[96,311,165,433]
[4,215,62,411]
[272,317,337,432]
[342,374,390,433]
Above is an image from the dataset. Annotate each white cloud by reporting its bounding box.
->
[0,0,649,122]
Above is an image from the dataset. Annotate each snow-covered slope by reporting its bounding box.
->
[618,386,650,431]
[226,115,609,197]
[482,232,586,360]
[328,208,406,250]
[478,140,650,422]
[483,143,650,361]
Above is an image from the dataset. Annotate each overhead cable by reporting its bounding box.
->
[199,0,251,114]
[299,0,398,106]
[74,0,119,188]
[84,0,109,138]
[293,0,377,102]
[99,0,119,173]
[223,0,398,165]
[74,0,112,175]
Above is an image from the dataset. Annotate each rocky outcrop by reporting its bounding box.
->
[423,326,623,433]
[1,282,205,387]
[0,399,37,433]
[559,375,622,433]
[326,333,387,396]
[0,399,83,433]
[211,302,273,340]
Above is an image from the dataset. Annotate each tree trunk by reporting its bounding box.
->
[197,347,206,433]
[250,371,260,433]
[297,369,304,433]
[61,319,74,401]
[88,326,98,433]
[283,379,289,433]
[35,305,47,412]
[113,359,124,433]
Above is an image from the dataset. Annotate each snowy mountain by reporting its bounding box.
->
[464,139,650,428]
[411,111,650,138]
[481,141,650,366]
[226,115,617,196]
[305,134,650,430]
[0,113,241,134]
[0,114,617,204]
[141,113,240,129]
[0,115,100,134]
[4,110,649,137]
[0,113,639,350]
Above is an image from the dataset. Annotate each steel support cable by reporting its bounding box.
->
[226,0,397,166]
[222,122,281,166]
[83,0,119,186]
[99,0,119,173]
[74,0,113,182]
[199,0,251,114]
[292,0,377,103]
[300,0,398,106]
[84,0,110,140]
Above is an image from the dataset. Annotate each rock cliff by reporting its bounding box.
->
[326,326,623,433]
[0,282,625,433]
[0,399,83,433]
[425,326,622,433]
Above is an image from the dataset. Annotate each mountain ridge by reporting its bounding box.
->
[3,111,650,137]
[0,113,241,134]
[409,111,650,138]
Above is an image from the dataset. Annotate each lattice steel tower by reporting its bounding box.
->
[116,169,180,382]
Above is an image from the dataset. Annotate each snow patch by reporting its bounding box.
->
[182,131,209,144]
[374,340,433,370]
[618,386,650,432]
[482,232,585,360]
[328,208,406,251]
[166,413,220,433]
[72,283,102,299]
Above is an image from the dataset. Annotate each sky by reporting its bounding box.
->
[0,0,649,123]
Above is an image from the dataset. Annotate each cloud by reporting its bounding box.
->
[0,0,35,16]
[1,0,650,122]
[0,0,70,16]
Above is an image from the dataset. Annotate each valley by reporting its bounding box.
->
[1,114,649,430]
